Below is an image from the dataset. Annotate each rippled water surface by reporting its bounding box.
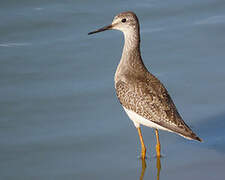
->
[1,0,225,179]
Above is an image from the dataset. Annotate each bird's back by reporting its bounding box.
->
[115,68,201,141]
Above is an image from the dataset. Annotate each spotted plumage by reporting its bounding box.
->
[115,71,201,141]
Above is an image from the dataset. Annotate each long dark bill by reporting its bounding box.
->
[88,24,112,35]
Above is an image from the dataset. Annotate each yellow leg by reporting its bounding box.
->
[155,129,161,157]
[137,127,146,159]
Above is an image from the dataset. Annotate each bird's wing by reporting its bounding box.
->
[115,77,200,141]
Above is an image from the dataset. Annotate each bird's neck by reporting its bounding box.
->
[123,30,140,52]
[115,30,146,83]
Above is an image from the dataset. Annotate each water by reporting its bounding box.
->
[1,0,225,179]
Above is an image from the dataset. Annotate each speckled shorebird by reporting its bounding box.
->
[88,11,202,159]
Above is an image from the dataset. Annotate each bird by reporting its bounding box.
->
[88,11,202,159]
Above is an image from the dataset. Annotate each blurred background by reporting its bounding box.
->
[1,0,225,179]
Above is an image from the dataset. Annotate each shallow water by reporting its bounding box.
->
[1,0,225,179]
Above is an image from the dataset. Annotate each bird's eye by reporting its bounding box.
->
[121,18,126,23]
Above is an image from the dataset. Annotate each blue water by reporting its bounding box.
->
[1,0,225,179]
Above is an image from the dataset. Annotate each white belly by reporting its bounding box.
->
[123,107,172,132]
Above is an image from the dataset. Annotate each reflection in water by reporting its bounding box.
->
[156,157,161,180]
[139,158,146,180]
[139,157,161,180]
